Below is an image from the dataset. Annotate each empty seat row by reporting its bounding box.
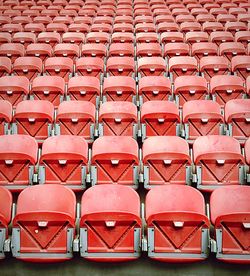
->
[0,134,250,192]
[0,184,249,263]
[1,99,249,143]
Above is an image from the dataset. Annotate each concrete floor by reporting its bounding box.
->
[1,255,250,276]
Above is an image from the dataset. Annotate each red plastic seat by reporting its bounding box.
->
[31,76,65,108]
[138,76,171,102]
[113,23,133,33]
[81,43,106,59]
[183,100,223,141]
[106,57,135,77]
[185,31,209,45]
[217,14,236,24]
[79,185,141,261]
[193,135,244,192]
[114,15,133,25]
[111,32,134,43]
[0,43,24,63]
[37,32,61,47]
[0,33,11,44]
[0,186,12,259]
[136,43,162,58]
[62,32,85,45]
[231,56,250,80]
[53,16,73,25]
[12,57,42,81]
[0,134,38,191]
[103,76,136,102]
[0,57,11,77]
[39,135,88,190]
[146,185,210,262]
[225,21,247,35]
[169,56,198,81]
[135,23,156,33]
[138,57,166,77]
[202,22,224,34]
[210,186,250,263]
[12,16,32,25]
[136,32,159,43]
[86,31,110,45]
[24,23,46,35]
[12,185,76,262]
[238,14,250,25]
[196,14,216,23]
[1,23,22,34]
[13,100,54,143]
[53,43,79,59]
[91,136,139,188]
[109,43,134,57]
[141,101,180,139]
[143,136,191,188]
[56,101,95,142]
[180,22,202,33]
[44,57,73,83]
[157,22,179,34]
[161,31,184,44]
[225,99,250,144]
[0,100,11,135]
[12,32,36,48]
[26,43,52,61]
[164,43,189,58]
[75,57,103,79]
[46,23,67,34]
[200,56,230,81]
[210,31,234,46]
[98,101,138,137]
[219,42,246,61]
[0,76,29,107]
[68,23,89,33]
[210,75,245,106]
[176,14,195,24]
[235,31,250,47]
[33,17,52,26]
[191,43,218,59]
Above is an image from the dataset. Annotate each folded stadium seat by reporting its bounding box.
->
[78,8,96,18]
[191,7,208,16]
[0,57,11,77]
[112,23,133,33]
[81,43,106,59]
[191,43,218,60]
[183,100,224,142]
[200,56,230,81]
[74,16,93,25]
[114,15,133,25]
[108,43,134,57]
[44,57,73,83]
[12,100,54,143]
[12,57,42,81]
[12,16,32,25]
[210,75,245,106]
[75,57,103,80]
[135,32,159,44]
[142,136,192,188]
[225,22,247,35]
[24,23,46,35]
[90,23,112,34]
[0,134,38,191]
[134,10,152,19]
[11,185,76,262]
[0,76,29,107]
[169,56,198,82]
[31,76,65,108]
[219,42,246,61]
[164,43,189,58]
[111,32,134,43]
[196,14,216,24]
[1,23,23,34]
[210,31,234,46]
[193,135,245,192]
[231,56,250,80]
[185,32,209,44]
[53,16,73,26]
[0,16,11,25]
[0,43,25,63]
[12,32,36,48]
[37,32,61,47]
[141,101,180,140]
[135,23,156,33]
[210,186,250,263]
[176,14,196,24]
[106,57,135,77]
[171,8,189,16]
[138,76,171,102]
[145,185,210,262]
[217,14,237,24]
[203,3,220,10]
[103,76,136,102]
[229,7,247,15]
[55,100,95,142]
[53,43,79,59]
[0,100,11,135]
[235,31,250,47]
[238,14,250,25]
[67,22,89,33]
[157,22,179,34]
[79,185,141,261]
[136,43,162,58]
[0,33,11,44]
[90,136,139,188]
[161,32,184,44]
[98,101,138,138]
[225,99,250,144]
[39,135,88,190]
[25,43,52,61]
[40,9,59,18]
[135,15,154,24]
[174,76,208,108]
[62,32,85,45]
[32,17,52,26]
[180,22,202,34]
[138,57,166,77]
[154,15,174,25]
[203,22,224,34]
[0,186,12,259]
[210,7,227,16]
[46,23,68,34]
[116,9,133,17]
